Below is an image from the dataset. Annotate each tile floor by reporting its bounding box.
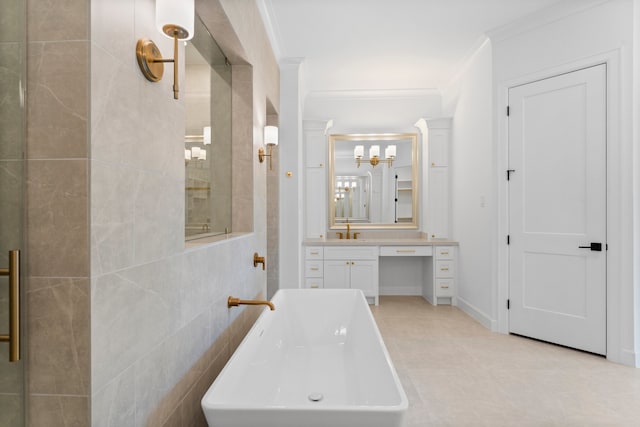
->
[370,296,640,427]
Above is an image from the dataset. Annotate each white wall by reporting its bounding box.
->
[305,90,442,134]
[442,39,495,329]
[491,0,637,366]
[279,59,305,289]
[633,0,640,367]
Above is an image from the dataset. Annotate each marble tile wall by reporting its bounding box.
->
[25,0,90,425]
[11,0,278,425]
[90,1,279,427]
[0,0,25,424]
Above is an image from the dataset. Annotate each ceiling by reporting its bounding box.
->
[257,0,574,93]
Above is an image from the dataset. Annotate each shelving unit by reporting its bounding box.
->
[395,176,413,223]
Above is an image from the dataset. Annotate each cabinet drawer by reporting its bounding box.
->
[304,278,323,289]
[305,261,323,277]
[324,246,378,260]
[435,246,454,259]
[435,260,454,278]
[435,279,454,297]
[379,246,433,257]
[305,246,324,259]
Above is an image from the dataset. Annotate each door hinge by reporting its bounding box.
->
[507,299,510,309]
[507,169,515,180]
[507,106,510,116]
[507,235,510,245]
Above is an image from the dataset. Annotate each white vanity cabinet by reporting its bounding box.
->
[304,246,324,289]
[425,118,452,239]
[324,246,379,305]
[303,121,327,239]
[434,245,456,303]
[302,242,456,306]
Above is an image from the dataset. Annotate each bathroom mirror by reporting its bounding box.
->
[184,14,232,240]
[329,133,418,229]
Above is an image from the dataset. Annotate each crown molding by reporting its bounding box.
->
[256,0,282,60]
[487,0,611,43]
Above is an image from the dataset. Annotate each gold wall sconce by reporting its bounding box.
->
[136,0,194,100]
[354,144,396,168]
[258,125,279,170]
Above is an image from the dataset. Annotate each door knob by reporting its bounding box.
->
[578,242,602,251]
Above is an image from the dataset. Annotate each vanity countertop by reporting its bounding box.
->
[303,238,458,247]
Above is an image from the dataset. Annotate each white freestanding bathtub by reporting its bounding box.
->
[201,289,408,427]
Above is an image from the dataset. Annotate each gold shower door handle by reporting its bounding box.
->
[0,250,20,362]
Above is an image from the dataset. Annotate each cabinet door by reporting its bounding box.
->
[323,260,351,289]
[350,260,378,297]
[429,129,449,167]
[304,128,326,168]
[305,167,326,239]
[429,167,449,239]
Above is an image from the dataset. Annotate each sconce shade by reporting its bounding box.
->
[264,126,279,146]
[369,145,380,158]
[203,126,211,145]
[156,0,195,40]
[354,145,364,159]
[385,145,396,159]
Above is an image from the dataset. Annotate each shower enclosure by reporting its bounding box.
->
[0,0,26,424]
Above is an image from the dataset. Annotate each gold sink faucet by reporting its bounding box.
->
[228,296,275,311]
[346,222,351,239]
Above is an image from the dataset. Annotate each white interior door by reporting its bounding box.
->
[508,64,607,355]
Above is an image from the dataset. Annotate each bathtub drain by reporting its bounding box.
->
[308,392,324,402]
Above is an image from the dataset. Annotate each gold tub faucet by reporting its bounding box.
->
[228,296,275,311]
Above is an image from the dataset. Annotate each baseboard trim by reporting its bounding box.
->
[615,349,640,368]
[456,296,495,331]
[379,286,422,296]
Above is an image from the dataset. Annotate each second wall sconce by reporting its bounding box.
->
[354,144,396,168]
[258,125,279,170]
[136,0,194,100]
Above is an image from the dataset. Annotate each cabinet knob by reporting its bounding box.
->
[346,261,350,265]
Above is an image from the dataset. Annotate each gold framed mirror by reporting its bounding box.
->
[328,133,418,229]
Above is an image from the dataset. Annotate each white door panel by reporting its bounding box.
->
[508,64,607,355]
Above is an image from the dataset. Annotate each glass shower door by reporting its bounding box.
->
[0,0,26,424]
